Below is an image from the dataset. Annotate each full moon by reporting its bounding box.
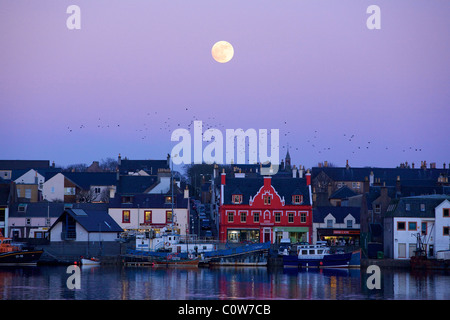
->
[211,41,234,63]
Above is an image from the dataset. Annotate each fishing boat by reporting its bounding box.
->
[283,243,353,268]
[0,232,43,266]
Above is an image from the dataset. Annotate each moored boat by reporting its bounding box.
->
[81,257,101,266]
[0,232,43,266]
[283,243,353,268]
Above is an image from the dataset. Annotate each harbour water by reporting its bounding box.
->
[0,265,449,300]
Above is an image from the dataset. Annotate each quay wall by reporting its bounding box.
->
[38,241,125,264]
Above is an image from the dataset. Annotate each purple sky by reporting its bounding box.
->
[1,1,449,170]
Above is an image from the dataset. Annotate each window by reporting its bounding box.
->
[442,226,450,236]
[327,219,333,228]
[232,195,242,204]
[240,211,247,223]
[121,196,133,203]
[64,187,75,195]
[405,203,411,211]
[292,195,303,204]
[443,227,449,236]
[347,220,353,228]
[408,222,417,231]
[443,208,450,218]
[25,189,32,199]
[165,196,173,204]
[300,212,307,223]
[421,222,428,235]
[94,187,101,194]
[288,212,294,223]
[263,195,271,205]
[253,211,260,223]
[420,204,425,212]
[352,182,360,189]
[166,210,173,223]
[144,210,152,224]
[26,218,31,226]
[51,187,55,194]
[122,210,130,223]
[18,204,27,212]
[227,211,234,223]
[374,204,381,214]
[17,189,21,197]
[275,212,281,223]
[301,250,308,255]
[397,221,406,231]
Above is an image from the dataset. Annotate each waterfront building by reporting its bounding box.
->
[49,204,122,242]
[384,194,450,259]
[312,206,361,246]
[218,169,313,244]
[108,185,190,236]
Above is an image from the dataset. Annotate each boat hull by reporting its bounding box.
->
[0,250,43,266]
[81,258,101,266]
[283,252,353,268]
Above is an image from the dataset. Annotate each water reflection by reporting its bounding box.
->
[0,265,448,300]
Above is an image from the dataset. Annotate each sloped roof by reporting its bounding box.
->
[312,167,449,185]
[51,208,122,233]
[118,159,169,174]
[385,194,450,218]
[63,172,117,190]
[223,176,311,206]
[9,202,109,218]
[0,160,50,170]
[116,175,158,194]
[329,185,357,200]
[313,206,361,224]
[109,192,189,209]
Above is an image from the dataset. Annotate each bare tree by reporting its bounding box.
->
[100,157,118,172]
[76,189,96,203]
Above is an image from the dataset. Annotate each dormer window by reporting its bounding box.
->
[292,195,303,204]
[18,204,27,213]
[263,195,271,205]
[165,196,175,204]
[121,196,133,204]
[232,194,242,204]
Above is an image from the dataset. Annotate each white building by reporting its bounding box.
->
[108,187,190,236]
[384,195,450,259]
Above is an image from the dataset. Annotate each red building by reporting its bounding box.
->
[218,170,313,244]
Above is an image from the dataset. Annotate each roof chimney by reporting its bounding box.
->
[306,169,311,186]
[118,153,122,165]
[299,165,304,178]
[184,185,189,199]
[346,160,349,169]
[292,165,297,178]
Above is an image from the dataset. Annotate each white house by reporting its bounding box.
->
[14,169,45,191]
[384,195,450,259]
[108,187,190,236]
[49,207,122,242]
[312,206,361,245]
[42,173,66,202]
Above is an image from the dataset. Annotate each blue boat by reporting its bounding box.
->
[283,244,355,268]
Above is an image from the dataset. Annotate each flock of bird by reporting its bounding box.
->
[65,107,424,162]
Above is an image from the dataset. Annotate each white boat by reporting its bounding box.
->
[81,257,101,265]
[135,232,217,255]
